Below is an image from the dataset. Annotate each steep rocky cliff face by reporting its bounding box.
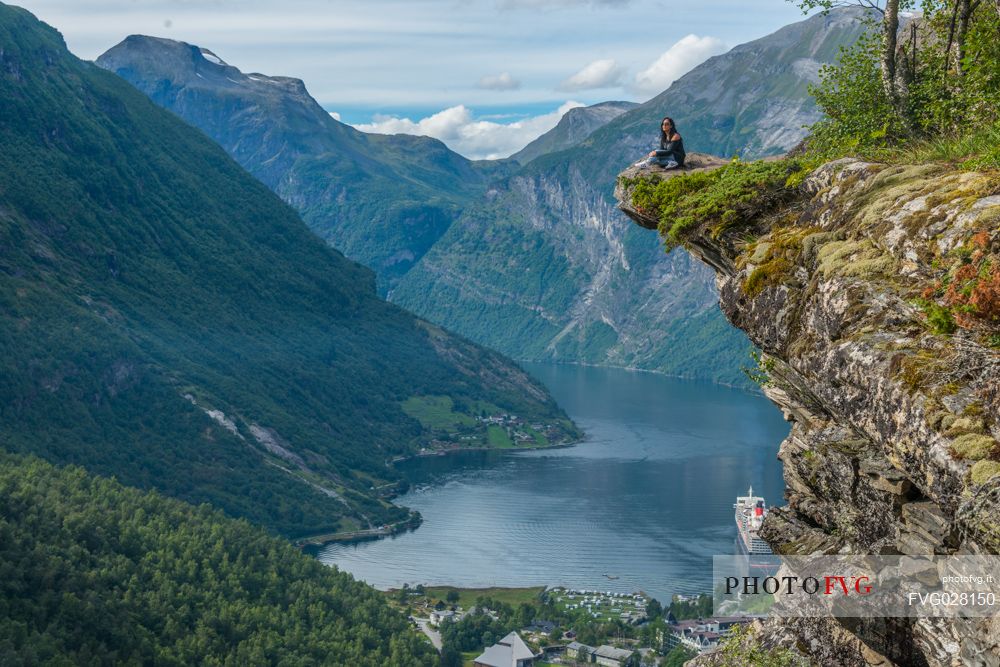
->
[617,159,1000,665]
[391,9,868,387]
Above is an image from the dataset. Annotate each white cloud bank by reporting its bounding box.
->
[558,58,624,91]
[478,72,521,90]
[631,34,727,97]
[353,101,584,160]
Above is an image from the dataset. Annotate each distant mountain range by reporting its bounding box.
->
[0,2,574,538]
[98,8,867,389]
[392,9,868,387]
[97,36,514,294]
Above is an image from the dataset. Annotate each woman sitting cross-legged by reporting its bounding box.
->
[643,116,686,169]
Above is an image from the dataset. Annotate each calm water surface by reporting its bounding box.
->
[319,363,789,602]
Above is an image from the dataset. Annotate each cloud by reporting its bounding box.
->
[498,0,630,9]
[631,34,727,97]
[558,58,624,91]
[328,111,341,121]
[353,101,584,160]
[478,72,521,91]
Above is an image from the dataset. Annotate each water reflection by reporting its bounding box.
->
[319,363,789,602]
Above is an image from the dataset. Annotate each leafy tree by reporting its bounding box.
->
[663,645,698,667]
[0,453,436,666]
[789,1,912,108]
[796,0,1000,157]
[646,598,663,619]
[789,0,913,109]
[439,647,463,667]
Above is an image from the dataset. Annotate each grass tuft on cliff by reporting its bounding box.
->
[623,159,812,249]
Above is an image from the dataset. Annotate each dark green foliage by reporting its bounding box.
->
[917,299,959,334]
[667,594,714,621]
[0,4,573,536]
[439,647,463,667]
[663,645,698,667]
[624,159,808,249]
[0,453,436,666]
[439,611,511,653]
[645,598,663,619]
[804,2,1000,166]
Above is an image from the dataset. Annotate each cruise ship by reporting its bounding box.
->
[734,486,772,555]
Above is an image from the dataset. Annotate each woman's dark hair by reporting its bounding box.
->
[659,116,679,143]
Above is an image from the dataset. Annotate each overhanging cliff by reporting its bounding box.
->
[617,159,1000,666]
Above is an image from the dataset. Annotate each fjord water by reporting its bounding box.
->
[319,363,789,602]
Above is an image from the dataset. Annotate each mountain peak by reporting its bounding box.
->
[512,100,639,165]
[99,34,312,100]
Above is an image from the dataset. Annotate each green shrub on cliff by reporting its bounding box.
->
[798,1,1000,166]
[625,159,809,249]
[716,623,808,666]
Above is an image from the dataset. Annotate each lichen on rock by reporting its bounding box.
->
[617,157,1000,666]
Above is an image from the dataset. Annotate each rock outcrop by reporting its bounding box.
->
[617,159,1000,666]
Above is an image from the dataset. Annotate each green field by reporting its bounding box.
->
[402,396,479,429]
[487,424,515,448]
[421,586,546,610]
[401,396,566,452]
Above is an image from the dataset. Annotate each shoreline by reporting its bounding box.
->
[297,440,583,550]
[294,514,422,549]
[516,358,762,395]
[387,438,581,467]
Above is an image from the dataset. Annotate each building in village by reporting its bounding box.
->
[429,609,456,626]
[663,616,752,652]
[473,631,539,667]
[594,645,638,667]
[565,641,597,662]
[564,642,637,666]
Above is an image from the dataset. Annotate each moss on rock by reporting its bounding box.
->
[817,239,895,279]
[970,460,1000,486]
[951,434,997,460]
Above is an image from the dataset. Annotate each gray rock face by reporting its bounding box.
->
[618,159,1000,665]
[511,101,639,165]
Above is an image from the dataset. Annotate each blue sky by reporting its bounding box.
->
[18,0,816,158]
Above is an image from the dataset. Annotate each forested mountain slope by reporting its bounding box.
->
[97,36,513,293]
[0,453,435,666]
[0,2,574,537]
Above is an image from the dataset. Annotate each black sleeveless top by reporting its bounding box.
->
[660,134,686,166]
